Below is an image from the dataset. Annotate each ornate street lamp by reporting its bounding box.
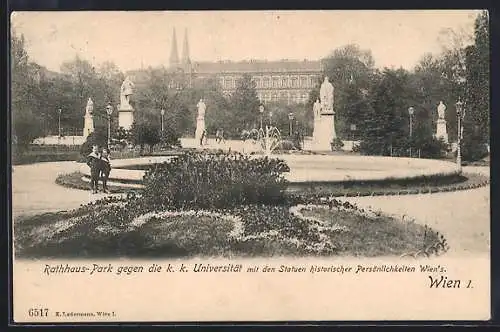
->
[408,107,415,137]
[259,104,264,129]
[456,98,464,172]
[408,107,415,157]
[288,112,294,136]
[57,108,62,138]
[161,109,165,133]
[106,104,113,147]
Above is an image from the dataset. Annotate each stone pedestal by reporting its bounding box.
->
[436,118,448,144]
[118,107,134,131]
[83,113,94,139]
[311,112,336,151]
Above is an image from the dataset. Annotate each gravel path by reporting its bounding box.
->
[11,161,489,256]
[11,161,120,221]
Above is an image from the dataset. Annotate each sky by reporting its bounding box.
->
[10,10,481,73]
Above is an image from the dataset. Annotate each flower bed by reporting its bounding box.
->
[18,151,450,259]
[14,194,447,259]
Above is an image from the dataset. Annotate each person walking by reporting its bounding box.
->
[100,147,112,193]
[200,129,206,146]
[86,145,101,194]
[220,128,225,144]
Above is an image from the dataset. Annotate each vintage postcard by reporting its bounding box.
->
[10,10,490,323]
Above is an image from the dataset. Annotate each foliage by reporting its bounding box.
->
[11,30,44,150]
[227,74,261,135]
[330,138,344,151]
[461,119,489,162]
[13,151,81,165]
[129,112,161,154]
[465,10,489,145]
[79,126,108,157]
[319,44,377,138]
[14,193,449,259]
[359,69,417,155]
[141,151,290,209]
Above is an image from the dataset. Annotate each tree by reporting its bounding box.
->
[321,44,377,138]
[359,68,418,155]
[130,112,161,154]
[227,74,260,136]
[10,30,44,151]
[465,10,489,144]
[59,56,117,130]
[462,10,489,161]
[413,53,458,141]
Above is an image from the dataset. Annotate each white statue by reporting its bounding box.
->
[195,98,207,143]
[319,76,334,113]
[313,98,322,118]
[437,101,446,120]
[120,76,134,109]
[85,97,94,115]
[197,98,206,120]
[83,97,95,139]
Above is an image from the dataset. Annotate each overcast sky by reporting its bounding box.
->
[11,10,480,73]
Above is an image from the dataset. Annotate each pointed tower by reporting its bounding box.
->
[181,28,193,87]
[169,28,180,68]
[181,28,191,67]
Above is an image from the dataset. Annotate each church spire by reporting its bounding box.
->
[169,28,180,68]
[181,28,191,66]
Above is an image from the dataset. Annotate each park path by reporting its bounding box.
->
[340,166,490,257]
[11,161,118,221]
[11,160,490,256]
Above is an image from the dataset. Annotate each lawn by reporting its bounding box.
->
[14,197,447,259]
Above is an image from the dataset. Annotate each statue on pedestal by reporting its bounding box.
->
[311,76,337,151]
[195,98,207,145]
[436,101,448,144]
[85,97,94,115]
[118,77,135,130]
[437,101,446,120]
[83,97,95,139]
[119,76,135,110]
[319,76,334,114]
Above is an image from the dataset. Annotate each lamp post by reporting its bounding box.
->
[408,107,415,157]
[106,104,113,148]
[259,105,264,129]
[161,109,165,133]
[288,112,294,136]
[456,98,464,173]
[57,108,62,137]
[269,111,273,126]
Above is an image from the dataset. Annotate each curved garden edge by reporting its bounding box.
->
[56,171,490,197]
[13,198,449,259]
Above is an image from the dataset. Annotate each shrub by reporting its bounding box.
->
[141,151,290,209]
[330,138,344,151]
[80,127,108,158]
[418,136,448,159]
[278,139,296,151]
[461,125,489,162]
[159,127,182,148]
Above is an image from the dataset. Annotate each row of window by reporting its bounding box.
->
[219,75,318,90]
[257,91,309,104]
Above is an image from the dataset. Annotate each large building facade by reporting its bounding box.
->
[169,29,323,105]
